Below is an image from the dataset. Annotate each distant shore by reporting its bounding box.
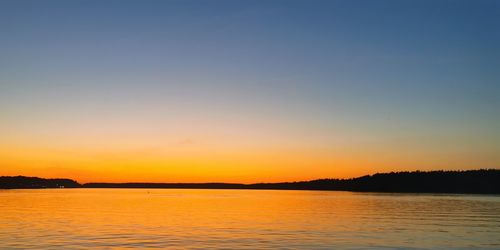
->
[1,169,499,194]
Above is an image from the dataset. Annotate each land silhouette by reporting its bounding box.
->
[0,176,80,189]
[1,169,499,194]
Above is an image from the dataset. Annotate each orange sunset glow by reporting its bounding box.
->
[1,1,500,249]
[1,0,499,184]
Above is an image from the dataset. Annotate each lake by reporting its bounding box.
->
[1,189,499,249]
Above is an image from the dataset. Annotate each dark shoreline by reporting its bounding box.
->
[1,169,500,194]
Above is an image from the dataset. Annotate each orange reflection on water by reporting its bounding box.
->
[1,189,500,249]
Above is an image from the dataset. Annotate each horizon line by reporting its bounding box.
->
[3,168,499,185]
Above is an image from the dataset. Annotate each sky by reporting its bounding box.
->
[0,0,499,183]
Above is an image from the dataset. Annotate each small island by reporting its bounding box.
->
[2,169,499,194]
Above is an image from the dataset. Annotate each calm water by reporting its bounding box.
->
[1,189,499,249]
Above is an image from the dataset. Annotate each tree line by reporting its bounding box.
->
[2,169,499,194]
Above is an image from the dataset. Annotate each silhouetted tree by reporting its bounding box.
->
[2,169,500,194]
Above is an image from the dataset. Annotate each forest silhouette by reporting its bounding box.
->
[1,169,499,194]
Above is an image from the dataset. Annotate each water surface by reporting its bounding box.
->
[1,189,499,249]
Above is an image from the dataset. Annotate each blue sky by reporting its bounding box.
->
[0,0,499,181]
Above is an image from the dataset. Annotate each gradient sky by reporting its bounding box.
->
[1,0,499,183]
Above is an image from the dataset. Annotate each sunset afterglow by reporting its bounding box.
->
[1,0,499,183]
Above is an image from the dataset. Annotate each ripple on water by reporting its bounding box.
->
[0,189,499,249]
